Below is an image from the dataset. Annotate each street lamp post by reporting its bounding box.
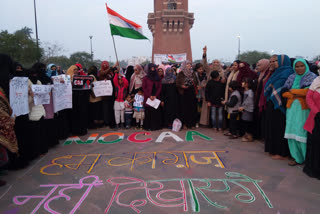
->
[237,34,241,60]
[33,0,40,61]
[89,36,93,62]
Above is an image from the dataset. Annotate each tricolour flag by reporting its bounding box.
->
[106,4,148,40]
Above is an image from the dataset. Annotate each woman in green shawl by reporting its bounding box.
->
[282,59,317,166]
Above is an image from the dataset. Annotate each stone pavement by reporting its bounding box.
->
[0,127,319,214]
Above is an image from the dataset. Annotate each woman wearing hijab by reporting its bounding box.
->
[253,59,270,139]
[46,63,57,78]
[125,65,134,85]
[129,64,145,95]
[52,65,75,140]
[88,65,104,129]
[27,67,47,157]
[33,63,59,148]
[176,60,198,129]
[264,55,294,160]
[70,64,91,136]
[194,63,209,127]
[6,58,31,169]
[303,75,320,178]
[142,63,162,131]
[0,54,18,185]
[236,62,258,85]
[202,46,226,80]
[66,65,78,80]
[282,59,317,166]
[99,61,116,128]
[161,67,178,128]
[225,61,240,101]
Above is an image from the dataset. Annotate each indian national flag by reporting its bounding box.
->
[106,4,148,40]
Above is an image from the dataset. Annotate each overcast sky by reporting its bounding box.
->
[1,0,319,63]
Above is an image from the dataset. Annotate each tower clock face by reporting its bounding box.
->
[168,0,177,10]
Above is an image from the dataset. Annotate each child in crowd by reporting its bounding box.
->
[239,78,255,142]
[133,88,145,129]
[124,94,133,129]
[205,71,225,132]
[113,71,129,129]
[222,81,241,139]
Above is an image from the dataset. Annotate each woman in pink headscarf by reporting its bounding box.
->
[129,64,146,95]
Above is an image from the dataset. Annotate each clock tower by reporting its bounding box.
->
[148,0,194,63]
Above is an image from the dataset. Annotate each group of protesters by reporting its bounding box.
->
[1,46,320,186]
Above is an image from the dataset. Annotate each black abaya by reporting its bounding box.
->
[264,101,290,157]
[161,83,178,127]
[71,90,90,136]
[178,87,197,128]
[144,106,162,131]
[303,113,320,179]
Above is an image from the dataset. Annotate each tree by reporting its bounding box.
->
[69,51,92,69]
[42,42,64,61]
[313,55,320,62]
[0,27,42,67]
[238,51,271,65]
[193,59,202,64]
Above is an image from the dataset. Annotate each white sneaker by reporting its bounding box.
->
[196,123,199,128]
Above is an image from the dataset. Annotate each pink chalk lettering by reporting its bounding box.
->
[13,175,103,214]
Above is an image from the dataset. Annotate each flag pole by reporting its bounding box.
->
[111,35,120,71]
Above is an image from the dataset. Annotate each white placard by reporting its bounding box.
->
[31,85,52,105]
[146,98,161,109]
[52,78,72,113]
[93,80,113,97]
[9,77,29,117]
[51,74,71,85]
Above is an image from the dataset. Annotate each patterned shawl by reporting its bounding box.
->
[264,55,294,114]
[0,88,18,153]
[129,65,146,93]
[284,58,317,90]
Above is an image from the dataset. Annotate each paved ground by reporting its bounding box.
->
[0,127,319,214]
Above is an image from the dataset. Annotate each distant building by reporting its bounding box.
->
[126,56,151,66]
[148,0,194,62]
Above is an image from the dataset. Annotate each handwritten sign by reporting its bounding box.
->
[9,77,29,116]
[72,75,94,90]
[51,74,70,85]
[146,98,161,109]
[52,77,72,113]
[31,85,52,105]
[93,80,113,97]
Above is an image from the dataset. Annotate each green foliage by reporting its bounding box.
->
[313,55,320,62]
[193,59,202,64]
[0,27,42,67]
[238,50,271,65]
[69,51,93,69]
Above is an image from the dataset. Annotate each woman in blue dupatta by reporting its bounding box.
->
[282,59,317,166]
[264,55,294,160]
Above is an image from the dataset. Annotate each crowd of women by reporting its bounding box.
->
[1,47,320,186]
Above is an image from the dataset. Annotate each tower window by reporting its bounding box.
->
[168,0,177,10]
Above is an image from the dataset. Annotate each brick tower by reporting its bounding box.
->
[148,0,194,63]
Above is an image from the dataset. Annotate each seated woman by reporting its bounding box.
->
[282,58,317,166]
